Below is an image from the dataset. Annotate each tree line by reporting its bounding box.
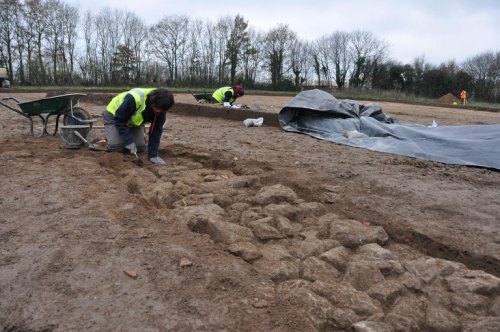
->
[1,0,499,102]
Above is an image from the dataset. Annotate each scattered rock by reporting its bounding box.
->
[278,280,359,330]
[367,280,405,306]
[385,295,425,331]
[404,258,464,284]
[230,202,251,212]
[450,292,489,316]
[252,299,269,308]
[240,209,262,225]
[227,242,262,262]
[250,184,298,205]
[180,258,193,267]
[352,321,393,332]
[272,216,295,237]
[301,256,340,282]
[357,243,395,260]
[311,281,383,318]
[295,231,325,259]
[320,246,351,271]
[324,215,389,248]
[399,272,424,292]
[253,259,300,282]
[462,316,500,332]
[263,203,303,222]
[343,261,386,291]
[187,216,254,245]
[249,217,285,240]
[424,302,461,332]
[177,203,226,220]
[260,244,293,261]
[295,202,326,217]
[489,296,500,316]
[444,269,500,295]
[123,270,138,279]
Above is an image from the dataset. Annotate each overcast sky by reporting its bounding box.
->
[65,0,500,65]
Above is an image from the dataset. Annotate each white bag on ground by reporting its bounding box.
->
[243,117,264,127]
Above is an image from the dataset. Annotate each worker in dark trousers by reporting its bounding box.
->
[104,87,174,165]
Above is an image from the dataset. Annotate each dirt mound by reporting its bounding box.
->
[438,92,459,104]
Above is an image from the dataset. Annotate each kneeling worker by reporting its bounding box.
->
[211,85,244,108]
[104,87,175,165]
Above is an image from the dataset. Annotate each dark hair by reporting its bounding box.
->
[148,88,174,112]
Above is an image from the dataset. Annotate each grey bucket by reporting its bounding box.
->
[60,125,90,149]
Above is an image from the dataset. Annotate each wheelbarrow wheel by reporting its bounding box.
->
[63,107,93,130]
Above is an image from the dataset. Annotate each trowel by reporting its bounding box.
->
[73,131,144,166]
[73,131,107,151]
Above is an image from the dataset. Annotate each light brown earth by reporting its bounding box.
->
[1,91,500,331]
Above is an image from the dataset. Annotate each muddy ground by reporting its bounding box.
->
[1,91,500,331]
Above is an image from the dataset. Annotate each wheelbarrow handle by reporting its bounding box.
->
[1,96,21,103]
[73,130,90,145]
[73,130,107,151]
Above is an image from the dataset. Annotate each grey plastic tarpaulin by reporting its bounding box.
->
[279,89,500,170]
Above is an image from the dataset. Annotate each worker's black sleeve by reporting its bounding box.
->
[113,94,137,146]
[224,91,233,103]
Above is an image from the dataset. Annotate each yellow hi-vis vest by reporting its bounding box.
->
[106,88,156,127]
[212,87,235,103]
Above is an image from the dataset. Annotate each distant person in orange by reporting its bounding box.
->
[460,90,467,106]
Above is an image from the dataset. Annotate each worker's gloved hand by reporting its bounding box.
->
[125,142,137,155]
[231,104,241,109]
[223,102,231,107]
[149,156,166,165]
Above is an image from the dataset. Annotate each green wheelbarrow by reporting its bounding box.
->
[191,90,214,103]
[0,93,94,137]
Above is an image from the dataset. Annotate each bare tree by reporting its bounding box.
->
[185,18,205,86]
[263,23,296,90]
[226,14,249,85]
[149,15,190,83]
[329,31,351,89]
[3,1,487,95]
[0,0,19,82]
[25,0,49,84]
[411,55,427,95]
[240,27,263,87]
[44,0,66,83]
[289,38,309,91]
[80,10,99,84]
[12,0,28,84]
[120,11,146,83]
[312,36,332,87]
[201,20,218,87]
[349,30,388,88]
[61,2,79,83]
[91,8,125,84]
[463,51,500,101]
[213,16,232,85]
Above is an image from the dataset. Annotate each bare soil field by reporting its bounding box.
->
[1,91,500,331]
